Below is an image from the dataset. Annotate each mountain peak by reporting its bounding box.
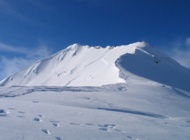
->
[0,42,190,91]
[66,43,82,50]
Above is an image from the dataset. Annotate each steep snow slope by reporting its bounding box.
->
[0,42,142,86]
[0,42,190,91]
[117,44,190,91]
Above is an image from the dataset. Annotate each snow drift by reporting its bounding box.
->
[0,42,190,91]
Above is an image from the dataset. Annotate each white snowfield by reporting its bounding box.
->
[0,84,190,140]
[0,42,140,87]
[1,41,189,91]
[0,42,190,140]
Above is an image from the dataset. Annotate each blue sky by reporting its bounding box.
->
[0,0,190,79]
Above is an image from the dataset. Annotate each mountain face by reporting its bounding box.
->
[0,42,190,91]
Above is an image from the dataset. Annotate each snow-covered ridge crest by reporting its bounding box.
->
[0,42,144,87]
[0,41,190,91]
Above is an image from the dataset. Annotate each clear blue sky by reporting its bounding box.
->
[0,0,190,79]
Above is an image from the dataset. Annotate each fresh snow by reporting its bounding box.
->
[118,44,190,91]
[0,42,190,140]
[0,83,190,140]
[0,42,190,92]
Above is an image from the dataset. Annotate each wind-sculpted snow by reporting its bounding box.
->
[0,42,143,87]
[0,42,190,92]
[116,45,190,91]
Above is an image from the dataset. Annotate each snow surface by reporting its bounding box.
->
[0,83,190,140]
[0,42,189,92]
[0,42,190,139]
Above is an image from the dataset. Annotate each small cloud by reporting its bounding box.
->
[27,44,52,60]
[0,42,52,79]
[170,49,190,69]
[0,56,33,79]
[0,42,27,54]
[185,38,190,47]
[167,38,190,69]
[0,42,52,57]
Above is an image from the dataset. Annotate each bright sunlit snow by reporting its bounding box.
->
[0,42,190,140]
[0,83,190,140]
[1,42,190,91]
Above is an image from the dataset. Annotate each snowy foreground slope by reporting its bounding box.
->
[0,83,190,140]
[0,42,190,140]
[0,42,190,91]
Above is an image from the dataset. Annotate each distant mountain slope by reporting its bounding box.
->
[0,42,190,91]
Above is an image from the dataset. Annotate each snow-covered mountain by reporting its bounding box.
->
[0,42,190,91]
[1,42,190,140]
